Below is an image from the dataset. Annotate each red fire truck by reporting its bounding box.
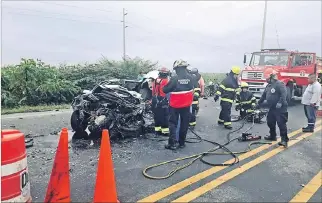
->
[240,49,322,104]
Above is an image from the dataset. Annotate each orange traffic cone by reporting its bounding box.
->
[44,128,71,203]
[93,129,119,203]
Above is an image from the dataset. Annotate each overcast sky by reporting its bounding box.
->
[1,1,321,72]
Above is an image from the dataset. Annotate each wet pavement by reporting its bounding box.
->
[2,99,321,202]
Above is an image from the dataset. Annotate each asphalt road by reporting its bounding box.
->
[2,99,321,202]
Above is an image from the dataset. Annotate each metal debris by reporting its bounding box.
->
[70,82,154,140]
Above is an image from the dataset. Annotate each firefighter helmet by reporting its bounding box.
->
[240,82,249,88]
[158,67,170,78]
[158,67,170,73]
[173,59,189,69]
[231,66,241,75]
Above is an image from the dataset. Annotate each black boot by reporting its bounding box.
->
[179,143,186,149]
[278,141,288,148]
[218,121,224,125]
[161,133,169,137]
[224,125,233,130]
[155,131,162,136]
[264,135,277,141]
[165,143,178,150]
[302,126,314,132]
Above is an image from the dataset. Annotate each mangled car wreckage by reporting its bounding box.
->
[70,80,154,139]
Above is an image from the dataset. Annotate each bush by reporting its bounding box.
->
[1,57,159,108]
[1,57,226,109]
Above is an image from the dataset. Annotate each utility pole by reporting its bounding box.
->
[121,8,128,61]
[260,0,268,50]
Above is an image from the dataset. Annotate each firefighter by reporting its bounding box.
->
[163,59,194,150]
[257,72,289,147]
[151,67,170,136]
[189,67,205,127]
[214,66,241,129]
[235,82,257,119]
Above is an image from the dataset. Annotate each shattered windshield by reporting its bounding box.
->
[250,52,290,66]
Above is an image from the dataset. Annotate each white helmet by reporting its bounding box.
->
[173,59,189,69]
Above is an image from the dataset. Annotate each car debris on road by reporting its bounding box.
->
[70,80,154,140]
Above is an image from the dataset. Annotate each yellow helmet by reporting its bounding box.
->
[240,82,249,88]
[231,66,241,75]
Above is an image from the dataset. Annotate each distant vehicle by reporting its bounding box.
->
[204,82,219,97]
[240,48,322,104]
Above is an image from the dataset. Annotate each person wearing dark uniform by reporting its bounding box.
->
[258,72,289,147]
[214,66,241,129]
[235,82,257,119]
[189,68,205,127]
[163,59,194,150]
[152,67,170,136]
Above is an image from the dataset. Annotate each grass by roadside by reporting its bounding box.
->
[1,104,71,115]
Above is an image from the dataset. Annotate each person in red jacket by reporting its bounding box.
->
[163,60,194,150]
[152,67,170,136]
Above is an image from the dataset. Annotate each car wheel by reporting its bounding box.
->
[204,88,210,97]
[71,110,88,132]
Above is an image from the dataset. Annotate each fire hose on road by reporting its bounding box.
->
[142,113,272,180]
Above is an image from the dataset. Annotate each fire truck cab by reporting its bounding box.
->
[240,49,322,104]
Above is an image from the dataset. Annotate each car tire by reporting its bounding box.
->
[204,88,210,97]
[71,110,88,132]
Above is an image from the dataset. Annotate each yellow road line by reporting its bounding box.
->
[289,170,322,203]
[171,126,322,202]
[138,126,309,203]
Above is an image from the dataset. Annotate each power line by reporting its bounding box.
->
[126,22,223,49]
[2,10,119,25]
[4,8,224,50]
[2,6,120,24]
[6,3,223,48]
[3,7,226,59]
[36,1,114,13]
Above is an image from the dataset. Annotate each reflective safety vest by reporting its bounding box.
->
[216,73,239,103]
[169,90,194,108]
[152,78,169,97]
[236,91,257,109]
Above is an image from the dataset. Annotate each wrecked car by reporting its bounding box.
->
[70,80,154,140]
[102,70,159,101]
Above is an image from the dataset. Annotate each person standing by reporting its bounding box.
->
[163,59,194,150]
[189,67,205,127]
[301,73,321,132]
[214,66,241,129]
[258,72,289,147]
[151,67,170,136]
